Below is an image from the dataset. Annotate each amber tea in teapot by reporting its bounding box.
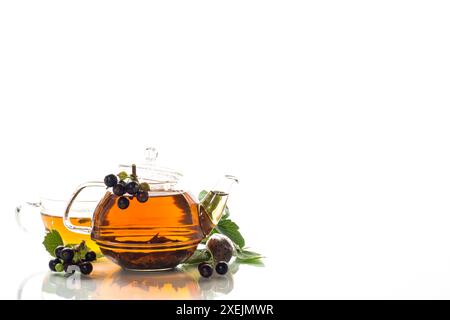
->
[63,148,237,271]
[90,190,229,270]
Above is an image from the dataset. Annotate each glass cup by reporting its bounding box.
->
[15,197,100,253]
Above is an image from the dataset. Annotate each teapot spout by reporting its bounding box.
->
[199,175,239,236]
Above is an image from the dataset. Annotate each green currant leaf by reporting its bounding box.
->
[235,248,264,261]
[184,249,212,264]
[216,218,245,249]
[236,257,265,266]
[42,230,64,257]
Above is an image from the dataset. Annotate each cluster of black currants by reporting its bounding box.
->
[48,243,96,275]
[198,261,229,278]
[104,172,150,210]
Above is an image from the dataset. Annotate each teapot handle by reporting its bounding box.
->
[64,181,105,235]
[15,201,41,233]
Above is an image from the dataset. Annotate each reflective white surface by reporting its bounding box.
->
[17,261,238,300]
[2,0,450,300]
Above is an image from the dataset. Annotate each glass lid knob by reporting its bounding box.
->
[145,147,158,162]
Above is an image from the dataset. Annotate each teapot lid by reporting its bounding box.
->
[118,147,182,187]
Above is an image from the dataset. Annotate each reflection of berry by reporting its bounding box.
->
[198,262,213,278]
[80,262,93,275]
[85,251,96,262]
[118,196,130,209]
[136,191,149,203]
[125,182,139,195]
[215,261,229,275]
[113,183,125,196]
[198,277,214,291]
[54,245,64,259]
[104,174,118,187]
[60,248,74,262]
[63,262,75,274]
[49,259,60,271]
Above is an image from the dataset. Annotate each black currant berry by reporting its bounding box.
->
[60,248,74,262]
[215,261,229,275]
[79,262,93,275]
[84,251,97,262]
[113,183,125,196]
[136,191,149,203]
[117,196,130,209]
[54,245,65,259]
[49,259,61,272]
[125,181,139,195]
[104,174,118,187]
[198,262,213,278]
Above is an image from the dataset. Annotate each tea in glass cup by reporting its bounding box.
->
[16,198,100,253]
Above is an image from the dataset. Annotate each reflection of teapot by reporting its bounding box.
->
[18,262,235,300]
[99,269,201,299]
[63,148,238,271]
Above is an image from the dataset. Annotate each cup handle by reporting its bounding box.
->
[64,181,105,235]
[15,201,41,233]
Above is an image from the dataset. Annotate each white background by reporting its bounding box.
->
[1,1,450,299]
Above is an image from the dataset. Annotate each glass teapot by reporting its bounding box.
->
[63,148,238,271]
